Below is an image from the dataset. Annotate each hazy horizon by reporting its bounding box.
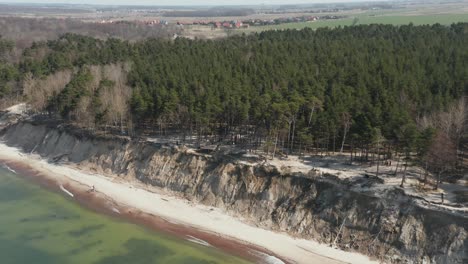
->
[0,0,391,7]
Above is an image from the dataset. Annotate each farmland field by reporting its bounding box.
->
[240,13,468,33]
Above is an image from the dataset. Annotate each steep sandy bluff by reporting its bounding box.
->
[1,121,467,264]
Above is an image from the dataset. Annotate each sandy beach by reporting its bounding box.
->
[0,142,378,264]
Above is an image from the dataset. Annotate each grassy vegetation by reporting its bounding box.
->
[241,13,468,33]
[241,19,354,32]
[356,13,468,25]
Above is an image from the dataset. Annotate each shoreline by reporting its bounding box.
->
[0,160,270,264]
[0,142,377,264]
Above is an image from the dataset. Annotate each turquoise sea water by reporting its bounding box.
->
[0,166,251,264]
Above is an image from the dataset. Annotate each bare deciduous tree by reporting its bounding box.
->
[100,63,132,134]
[73,96,93,127]
[417,97,467,167]
[23,70,72,111]
[426,131,457,190]
[340,112,351,153]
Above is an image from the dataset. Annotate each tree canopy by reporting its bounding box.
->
[2,23,467,155]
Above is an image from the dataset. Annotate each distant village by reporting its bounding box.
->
[96,15,345,29]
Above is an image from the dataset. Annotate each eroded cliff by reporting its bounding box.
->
[1,121,466,264]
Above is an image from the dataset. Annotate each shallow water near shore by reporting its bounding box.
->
[0,166,251,264]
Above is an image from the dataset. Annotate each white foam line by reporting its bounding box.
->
[2,164,17,174]
[186,235,212,247]
[250,250,286,264]
[60,185,74,197]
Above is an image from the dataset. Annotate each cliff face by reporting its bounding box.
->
[1,121,467,264]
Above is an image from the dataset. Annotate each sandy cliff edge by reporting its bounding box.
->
[0,142,377,264]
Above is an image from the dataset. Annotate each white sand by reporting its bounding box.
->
[0,143,378,264]
[243,153,467,211]
[4,103,28,115]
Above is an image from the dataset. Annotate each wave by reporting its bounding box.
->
[186,235,212,247]
[60,185,74,197]
[250,250,285,264]
[1,164,17,174]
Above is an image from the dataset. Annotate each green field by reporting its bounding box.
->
[241,13,468,33]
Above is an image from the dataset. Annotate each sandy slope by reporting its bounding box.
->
[0,143,377,264]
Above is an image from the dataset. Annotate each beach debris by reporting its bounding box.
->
[87,185,96,193]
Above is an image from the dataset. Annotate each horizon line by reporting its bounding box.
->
[0,0,391,7]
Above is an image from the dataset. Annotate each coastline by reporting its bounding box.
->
[0,142,377,264]
[0,160,268,264]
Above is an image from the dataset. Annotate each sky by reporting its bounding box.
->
[0,0,389,6]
